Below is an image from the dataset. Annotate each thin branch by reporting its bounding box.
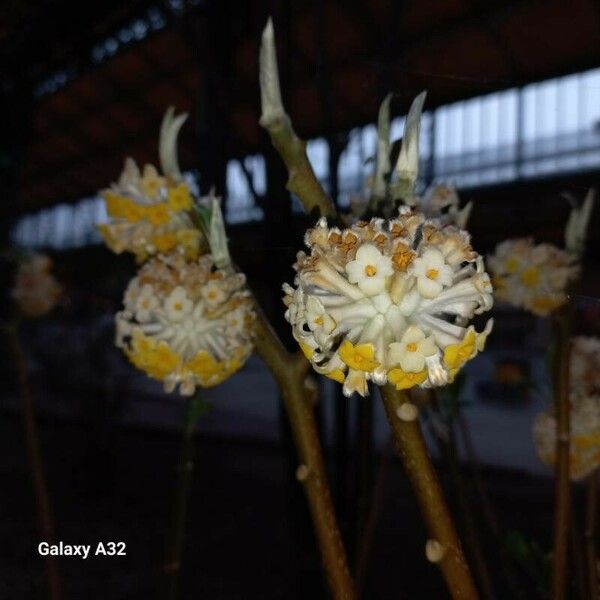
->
[551,308,572,600]
[253,305,356,600]
[259,19,336,218]
[6,321,62,600]
[355,436,395,594]
[380,385,478,599]
[584,470,598,600]
[162,396,201,600]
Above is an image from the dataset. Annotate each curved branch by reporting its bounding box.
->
[253,305,356,600]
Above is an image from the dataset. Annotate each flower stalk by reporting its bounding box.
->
[252,306,356,600]
[6,321,62,600]
[163,395,205,600]
[551,307,572,600]
[380,384,478,599]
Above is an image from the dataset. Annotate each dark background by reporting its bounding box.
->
[1,1,600,598]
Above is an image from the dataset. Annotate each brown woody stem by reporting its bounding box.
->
[584,470,598,600]
[7,321,62,600]
[380,384,478,599]
[253,307,356,600]
[262,114,337,218]
[551,309,572,600]
[163,396,201,600]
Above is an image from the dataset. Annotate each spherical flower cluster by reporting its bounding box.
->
[487,238,579,317]
[115,252,255,395]
[533,397,600,480]
[11,254,62,318]
[283,208,494,397]
[570,336,600,398]
[98,158,202,262]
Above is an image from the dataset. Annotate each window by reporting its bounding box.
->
[225,156,265,224]
[17,67,600,247]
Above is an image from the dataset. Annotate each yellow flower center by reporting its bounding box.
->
[364,264,377,277]
[314,316,324,326]
[505,257,520,274]
[406,342,418,352]
[174,302,183,311]
[426,268,439,280]
[520,267,540,287]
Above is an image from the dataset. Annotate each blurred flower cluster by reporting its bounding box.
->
[488,190,594,317]
[534,336,600,480]
[283,207,493,397]
[11,254,62,318]
[488,239,579,317]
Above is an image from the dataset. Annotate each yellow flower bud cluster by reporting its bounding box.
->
[98,159,201,262]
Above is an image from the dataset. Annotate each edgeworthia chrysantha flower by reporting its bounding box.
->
[115,250,255,396]
[487,238,579,317]
[533,335,600,479]
[406,184,473,229]
[12,253,62,318]
[534,397,600,481]
[570,336,600,398]
[488,190,594,317]
[98,108,201,262]
[114,197,254,396]
[283,208,493,397]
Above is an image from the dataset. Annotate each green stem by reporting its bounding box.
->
[163,396,202,600]
[551,309,572,600]
[6,321,62,600]
[380,385,478,599]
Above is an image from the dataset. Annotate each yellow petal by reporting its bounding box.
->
[299,342,315,360]
[443,329,476,370]
[388,368,427,390]
[325,369,346,383]
[339,340,379,372]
